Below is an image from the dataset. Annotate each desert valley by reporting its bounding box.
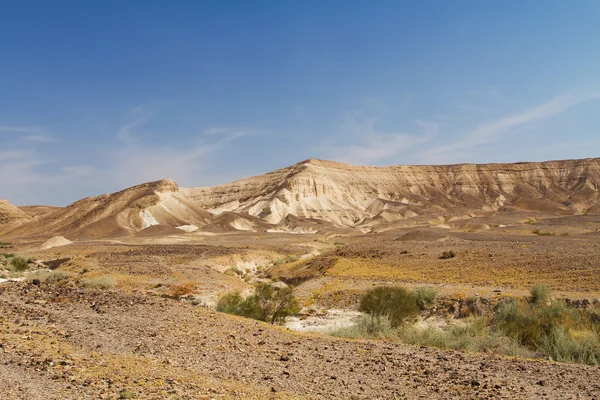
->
[1,157,600,399]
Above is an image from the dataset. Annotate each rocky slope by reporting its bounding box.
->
[183,158,600,227]
[1,281,598,399]
[0,200,32,228]
[1,179,213,239]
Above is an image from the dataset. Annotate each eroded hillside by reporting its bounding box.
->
[183,158,600,228]
[2,158,600,239]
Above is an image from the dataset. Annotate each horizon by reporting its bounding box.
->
[1,1,599,206]
[5,155,600,207]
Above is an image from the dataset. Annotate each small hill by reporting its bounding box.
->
[0,200,32,233]
[5,179,214,239]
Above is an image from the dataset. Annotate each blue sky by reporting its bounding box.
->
[1,1,599,205]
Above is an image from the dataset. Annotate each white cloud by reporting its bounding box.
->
[419,90,600,163]
[320,110,435,165]
[0,126,41,134]
[22,134,57,143]
[109,114,253,188]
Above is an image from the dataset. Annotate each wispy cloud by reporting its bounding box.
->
[0,125,41,134]
[320,110,435,165]
[419,89,600,163]
[110,111,255,188]
[0,125,57,143]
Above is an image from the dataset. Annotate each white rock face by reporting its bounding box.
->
[176,225,199,232]
[140,210,159,229]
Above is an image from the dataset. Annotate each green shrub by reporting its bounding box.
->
[82,276,115,289]
[119,390,136,399]
[273,258,285,266]
[439,250,456,260]
[27,270,68,284]
[217,284,300,325]
[493,299,544,347]
[530,284,551,305]
[359,286,419,328]
[413,286,438,309]
[10,256,29,272]
[330,315,395,339]
[216,292,244,314]
[541,326,600,365]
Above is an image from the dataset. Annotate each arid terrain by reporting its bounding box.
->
[1,158,600,399]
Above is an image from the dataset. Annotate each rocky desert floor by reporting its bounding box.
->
[2,213,600,399]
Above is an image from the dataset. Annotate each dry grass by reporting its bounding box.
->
[169,281,196,298]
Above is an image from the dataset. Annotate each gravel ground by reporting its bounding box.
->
[1,281,599,399]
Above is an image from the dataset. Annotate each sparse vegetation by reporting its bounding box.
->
[286,255,299,263]
[439,250,456,259]
[170,282,196,298]
[27,270,68,284]
[359,286,419,327]
[82,276,115,289]
[331,315,395,339]
[273,258,285,266]
[532,229,555,236]
[119,390,137,399]
[216,292,244,314]
[331,284,600,366]
[10,256,29,272]
[216,283,300,324]
[413,286,438,309]
[530,283,551,305]
[490,286,600,364]
[224,267,242,276]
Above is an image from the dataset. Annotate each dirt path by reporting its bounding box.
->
[1,282,599,399]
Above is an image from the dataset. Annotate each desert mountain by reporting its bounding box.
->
[2,157,600,239]
[183,158,600,228]
[1,179,213,239]
[0,199,32,227]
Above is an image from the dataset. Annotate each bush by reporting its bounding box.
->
[439,250,456,260]
[82,276,115,289]
[27,270,68,284]
[224,267,242,277]
[493,299,544,347]
[330,315,395,339]
[359,286,419,328]
[541,326,600,365]
[10,256,29,272]
[413,286,438,309]
[216,284,300,325]
[216,292,244,314]
[170,282,196,298]
[530,284,551,305]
